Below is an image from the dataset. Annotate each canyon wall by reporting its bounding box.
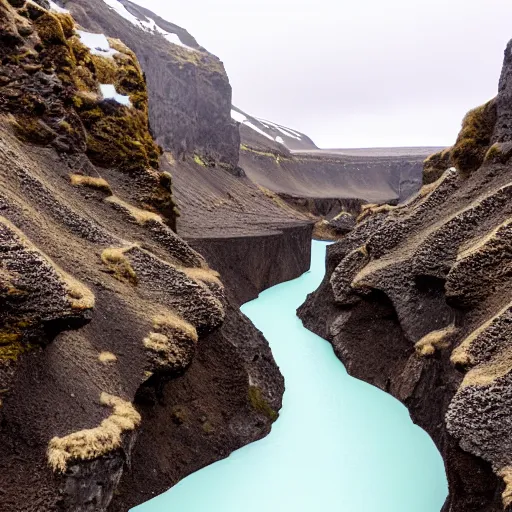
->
[299,41,512,512]
[67,0,241,167]
[0,3,283,510]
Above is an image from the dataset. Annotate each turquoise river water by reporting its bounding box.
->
[134,241,448,512]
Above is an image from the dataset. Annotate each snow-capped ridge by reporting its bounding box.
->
[100,0,196,51]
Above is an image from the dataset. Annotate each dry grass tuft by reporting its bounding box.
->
[57,270,95,311]
[357,203,395,223]
[47,393,141,473]
[98,351,117,364]
[143,332,169,353]
[101,246,137,285]
[70,174,112,194]
[451,302,511,368]
[415,325,457,356]
[153,312,198,342]
[498,467,512,508]
[105,196,162,225]
[181,267,222,286]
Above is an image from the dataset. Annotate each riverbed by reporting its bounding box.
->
[134,240,448,511]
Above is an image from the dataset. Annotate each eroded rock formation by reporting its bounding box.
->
[299,40,512,512]
[0,3,283,510]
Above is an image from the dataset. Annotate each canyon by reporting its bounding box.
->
[1,0,508,511]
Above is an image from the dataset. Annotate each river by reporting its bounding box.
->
[134,240,448,511]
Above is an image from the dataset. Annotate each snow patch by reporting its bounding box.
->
[231,109,247,123]
[101,0,140,25]
[275,125,301,141]
[231,110,279,141]
[48,0,69,13]
[100,0,196,51]
[257,118,302,140]
[244,122,275,142]
[100,84,132,107]
[77,31,118,58]
[275,136,285,145]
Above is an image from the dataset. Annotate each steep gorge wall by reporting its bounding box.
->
[64,0,315,299]
[190,224,313,306]
[298,41,512,512]
[0,3,283,511]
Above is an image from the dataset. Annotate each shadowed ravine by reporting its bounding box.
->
[133,241,448,511]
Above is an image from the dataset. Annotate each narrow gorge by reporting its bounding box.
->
[0,0,509,511]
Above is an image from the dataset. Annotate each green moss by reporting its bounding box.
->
[91,54,118,84]
[0,330,33,361]
[54,12,75,39]
[69,36,93,66]
[202,421,214,434]
[248,385,278,422]
[59,120,72,132]
[145,171,179,230]
[35,12,67,45]
[11,115,56,144]
[451,99,497,177]
[240,144,286,162]
[78,102,160,173]
[193,154,207,167]
[171,406,189,424]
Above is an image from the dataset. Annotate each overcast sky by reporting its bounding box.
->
[136,0,512,148]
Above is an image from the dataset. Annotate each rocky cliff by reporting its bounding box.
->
[65,0,240,168]
[298,41,512,511]
[0,2,283,510]
[58,0,437,247]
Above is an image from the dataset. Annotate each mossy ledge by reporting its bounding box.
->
[0,0,177,229]
[248,385,278,422]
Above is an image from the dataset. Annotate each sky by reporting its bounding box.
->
[136,0,512,148]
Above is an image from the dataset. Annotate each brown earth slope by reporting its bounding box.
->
[0,3,283,511]
[298,41,512,512]
[158,153,313,304]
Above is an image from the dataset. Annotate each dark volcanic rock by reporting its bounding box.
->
[0,3,283,511]
[298,41,512,512]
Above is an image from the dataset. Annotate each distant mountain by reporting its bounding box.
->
[230,106,318,151]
